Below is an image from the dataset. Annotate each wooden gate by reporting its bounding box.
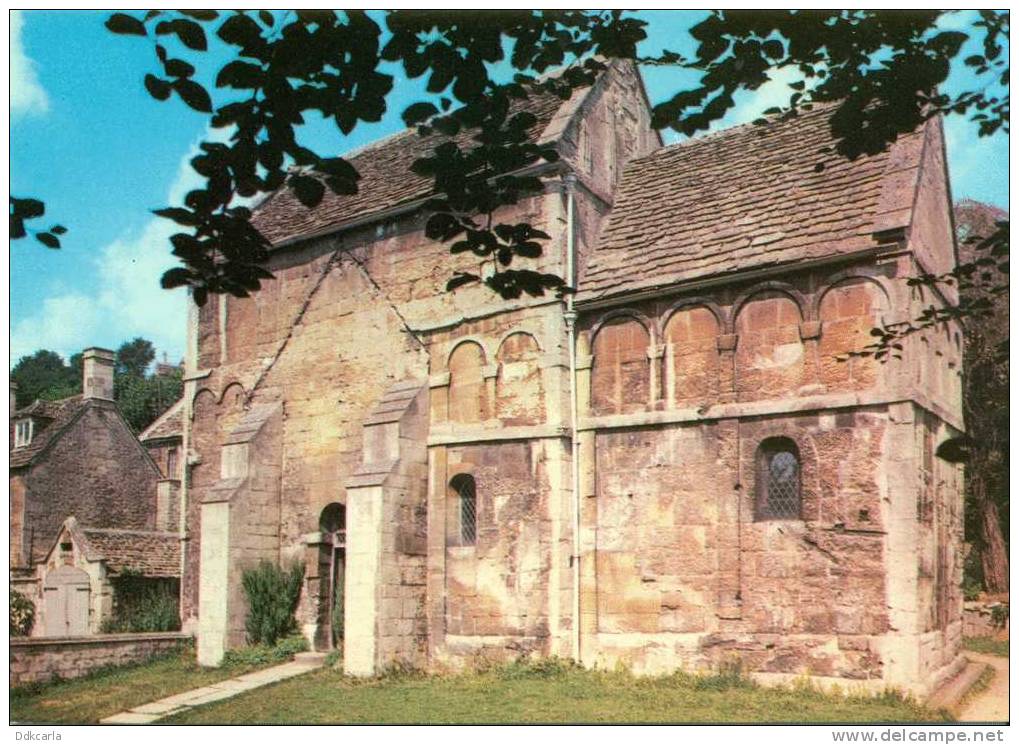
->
[43,566,90,636]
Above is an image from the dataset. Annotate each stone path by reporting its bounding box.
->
[957,652,1009,723]
[100,653,327,724]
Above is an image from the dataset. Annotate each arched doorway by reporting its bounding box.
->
[43,565,90,636]
[317,503,346,650]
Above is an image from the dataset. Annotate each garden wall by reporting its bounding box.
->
[9,632,191,687]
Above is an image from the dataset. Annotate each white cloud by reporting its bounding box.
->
[10,126,252,369]
[716,66,804,130]
[9,142,205,366]
[10,11,50,117]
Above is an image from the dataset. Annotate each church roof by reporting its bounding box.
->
[579,104,931,303]
[252,86,581,247]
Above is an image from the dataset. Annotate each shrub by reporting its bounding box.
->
[221,635,309,668]
[103,571,180,633]
[990,603,1009,628]
[10,589,35,636]
[241,560,304,646]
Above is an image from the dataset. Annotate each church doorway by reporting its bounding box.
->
[318,503,346,650]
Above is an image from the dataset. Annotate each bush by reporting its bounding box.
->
[10,589,35,636]
[221,635,309,668]
[990,603,1009,628]
[241,560,304,646]
[103,571,180,633]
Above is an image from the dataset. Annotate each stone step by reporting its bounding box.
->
[293,651,329,666]
[926,660,989,711]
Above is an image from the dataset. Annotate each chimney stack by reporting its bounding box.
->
[82,348,115,400]
[10,381,18,415]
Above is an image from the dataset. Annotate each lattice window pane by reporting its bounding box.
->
[460,492,477,544]
[451,474,477,545]
[766,450,800,518]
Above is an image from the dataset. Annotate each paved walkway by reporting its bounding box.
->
[957,653,1009,723]
[101,654,327,724]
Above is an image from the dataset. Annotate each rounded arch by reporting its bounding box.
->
[732,282,808,327]
[590,312,651,416]
[662,302,721,405]
[446,337,489,369]
[191,387,217,418]
[661,296,727,338]
[734,289,806,401]
[588,308,655,347]
[814,272,892,321]
[447,340,489,424]
[495,332,545,425]
[817,275,890,392]
[495,329,543,359]
[319,502,346,534]
[218,381,248,407]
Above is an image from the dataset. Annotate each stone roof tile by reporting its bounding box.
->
[579,104,928,303]
[252,88,576,247]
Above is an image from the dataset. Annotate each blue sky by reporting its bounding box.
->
[10,10,1009,368]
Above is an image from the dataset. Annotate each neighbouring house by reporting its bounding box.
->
[9,347,183,636]
[139,398,185,543]
[181,60,965,696]
[35,517,180,636]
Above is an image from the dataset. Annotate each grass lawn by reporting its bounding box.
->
[166,660,949,725]
[963,637,1009,657]
[10,646,273,725]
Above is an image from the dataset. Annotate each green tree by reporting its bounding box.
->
[12,339,181,433]
[11,350,80,408]
[115,337,157,378]
[116,364,183,433]
[953,200,1009,593]
[97,10,1006,304]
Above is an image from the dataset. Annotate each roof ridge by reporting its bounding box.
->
[80,526,179,538]
[639,102,840,164]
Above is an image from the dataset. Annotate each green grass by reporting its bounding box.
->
[10,646,273,724]
[963,636,1010,657]
[166,659,949,725]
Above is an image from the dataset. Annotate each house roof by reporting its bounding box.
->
[79,526,180,577]
[10,395,86,469]
[578,104,930,303]
[44,517,181,577]
[251,85,585,247]
[138,398,183,443]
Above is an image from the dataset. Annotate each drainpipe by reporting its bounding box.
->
[562,172,581,663]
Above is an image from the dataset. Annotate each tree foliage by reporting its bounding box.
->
[100,10,1007,304]
[9,197,66,249]
[11,350,80,407]
[953,200,1009,593]
[115,337,157,378]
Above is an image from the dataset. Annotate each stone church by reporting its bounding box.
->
[182,60,965,696]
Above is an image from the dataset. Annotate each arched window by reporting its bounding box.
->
[756,438,801,520]
[450,474,477,545]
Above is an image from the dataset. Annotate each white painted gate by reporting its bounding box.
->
[43,566,90,636]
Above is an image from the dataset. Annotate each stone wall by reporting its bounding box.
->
[9,633,190,687]
[17,402,161,566]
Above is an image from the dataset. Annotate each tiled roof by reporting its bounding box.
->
[79,526,180,577]
[252,87,580,246]
[10,395,86,469]
[139,398,183,443]
[579,104,928,303]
